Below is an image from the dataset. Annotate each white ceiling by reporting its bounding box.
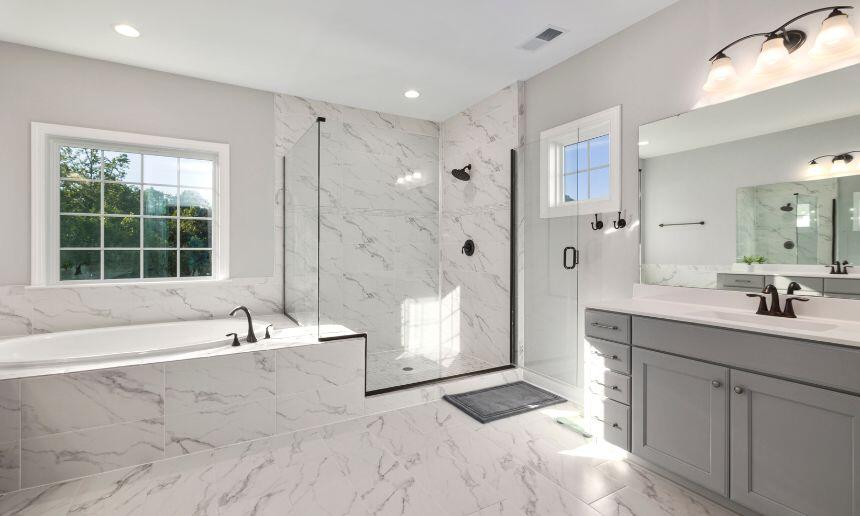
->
[0,0,676,121]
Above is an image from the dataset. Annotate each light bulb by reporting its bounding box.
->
[702,54,738,92]
[411,171,422,180]
[114,24,140,38]
[812,9,856,55]
[753,35,791,75]
[832,156,851,173]
[807,160,826,175]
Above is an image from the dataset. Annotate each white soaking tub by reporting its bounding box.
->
[0,318,271,369]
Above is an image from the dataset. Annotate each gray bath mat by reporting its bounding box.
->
[443,381,566,423]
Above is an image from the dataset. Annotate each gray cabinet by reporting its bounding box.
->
[632,348,728,495]
[730,370,860,516]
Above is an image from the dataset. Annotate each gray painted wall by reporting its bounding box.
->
[521,0,841,391]
[0,42,274,284]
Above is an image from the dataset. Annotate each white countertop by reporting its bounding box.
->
[723,270,860,279]
[586,285,860,349]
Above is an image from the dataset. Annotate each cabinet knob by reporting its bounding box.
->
[711,380,722,388]
[733,386,745,394]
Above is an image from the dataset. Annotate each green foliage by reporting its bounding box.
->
[60,216,99,247]
[144,187,178,216]
[742,255,767,265]
[180,220,211,248]
[60,147,100,180]
[104,183,140,214]
[104,217,140,247]
[105,251,140,279]
[60,181,100,213]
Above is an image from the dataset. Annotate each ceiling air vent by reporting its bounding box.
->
[519,25,567,51]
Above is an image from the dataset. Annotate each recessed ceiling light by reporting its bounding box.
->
[114,24,140,38]
[638,141,650,146]
[404,89,420,99]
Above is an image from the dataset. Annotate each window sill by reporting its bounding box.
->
[25,278,233,291]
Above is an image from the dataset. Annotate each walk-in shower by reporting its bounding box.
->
[282,107,516,394]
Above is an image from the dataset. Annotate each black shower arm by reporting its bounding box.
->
[809,151,860,163]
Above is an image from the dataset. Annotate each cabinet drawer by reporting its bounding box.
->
[585,310,631,344]
[586,337,631,375]
[768,275,823,296]
[717,273,764,290]
[593,398,630,451]
[589,369,631,405]
[824,277,860,295]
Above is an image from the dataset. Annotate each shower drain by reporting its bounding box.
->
[402,367,414,371]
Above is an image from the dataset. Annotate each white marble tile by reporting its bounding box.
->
[597,460,739,516]
[0,440,19,493]
[21,365,164,439]
[276,383,364,434]
[441,209,510,277]
[342,105,398,130]
[475,463,602,516]
[277,338,364,396]
[21,418,164,488]
[396,117,440,138]
[165,398,275,457]
[165,351,275,415]
[0,379,20,444]
[0,480,82,516]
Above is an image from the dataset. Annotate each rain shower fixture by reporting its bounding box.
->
[451,164,472,181]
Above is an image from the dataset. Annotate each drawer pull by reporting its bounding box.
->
[593,416,620,428]
[711,380,722,388]
[734,279,752,283]
[593,380,620,391]
[590,322,619,331]
[591,351,619,360]
[734,386,745,394]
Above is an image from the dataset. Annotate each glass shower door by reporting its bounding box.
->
[520,139,580,387]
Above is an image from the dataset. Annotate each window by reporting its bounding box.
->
[539,106,621,217]
[31,123,229,285]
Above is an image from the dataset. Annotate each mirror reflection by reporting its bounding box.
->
[640,64,860,298]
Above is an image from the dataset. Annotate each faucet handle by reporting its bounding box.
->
[782,296,809,318]
[264,324,273,339]
[226,333,240,347]
[746,293,769,315]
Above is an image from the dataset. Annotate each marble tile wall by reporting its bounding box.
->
[0,337,365,494]
[277,94,441,358]
[439,83,522,369]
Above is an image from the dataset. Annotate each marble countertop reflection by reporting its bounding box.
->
[0,314,361,381]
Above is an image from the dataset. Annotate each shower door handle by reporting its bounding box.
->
[563,246,578,270]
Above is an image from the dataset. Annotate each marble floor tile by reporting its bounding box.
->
[0,480,82,516]
[0,440,20,493]
[596,460,739,516]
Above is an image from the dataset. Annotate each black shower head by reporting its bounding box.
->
[451,164,471,181]
[780,203,794,212]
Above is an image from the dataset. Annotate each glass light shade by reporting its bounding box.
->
[812,11,856,55]
[807,160,826,175]
[832,157,851,173]
[702,55,738,92]
[753,36,791,75]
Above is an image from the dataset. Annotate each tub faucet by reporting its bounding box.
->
[229,306,258,343]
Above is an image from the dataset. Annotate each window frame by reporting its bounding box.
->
[31,122,230,286]
[539,105,621,218]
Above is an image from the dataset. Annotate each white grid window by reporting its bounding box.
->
[31,123,230,286]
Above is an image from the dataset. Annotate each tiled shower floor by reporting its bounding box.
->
[0,399,740,515]
[365,351,497,392]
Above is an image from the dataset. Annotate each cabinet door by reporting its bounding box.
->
[633,348,729,495]
[731,370,860,516]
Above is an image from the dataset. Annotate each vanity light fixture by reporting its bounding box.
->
[807,151,859,174]
[404,89,420,99]
[113,24,140,38]
[703,6,855,91]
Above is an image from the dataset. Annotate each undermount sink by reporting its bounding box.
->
[687,310,839,332]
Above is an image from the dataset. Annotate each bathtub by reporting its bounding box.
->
[0,318,271,369]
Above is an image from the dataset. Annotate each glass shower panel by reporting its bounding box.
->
[521,139,580,387]
[283,120,320,330]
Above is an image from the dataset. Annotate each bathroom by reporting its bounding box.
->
[1,0,860,514]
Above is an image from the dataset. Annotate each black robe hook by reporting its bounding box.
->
[613,211,627,230]
[590,214,603,231]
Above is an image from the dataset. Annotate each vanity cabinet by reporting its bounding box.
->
[632,348,728,495]
[730,370,860,516]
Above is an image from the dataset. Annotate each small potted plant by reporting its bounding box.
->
[740,255,767,271]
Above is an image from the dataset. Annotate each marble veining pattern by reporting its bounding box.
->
[0,398,741,516]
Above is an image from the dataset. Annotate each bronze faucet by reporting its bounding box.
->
[229,306,258,343]
[747,284,809,319]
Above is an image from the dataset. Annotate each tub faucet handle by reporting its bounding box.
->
[264,324,273,339]
[226,333,240,347]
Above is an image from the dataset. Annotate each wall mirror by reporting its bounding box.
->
[639,64,860,299]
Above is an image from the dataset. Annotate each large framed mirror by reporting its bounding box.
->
[639,64,860,299]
